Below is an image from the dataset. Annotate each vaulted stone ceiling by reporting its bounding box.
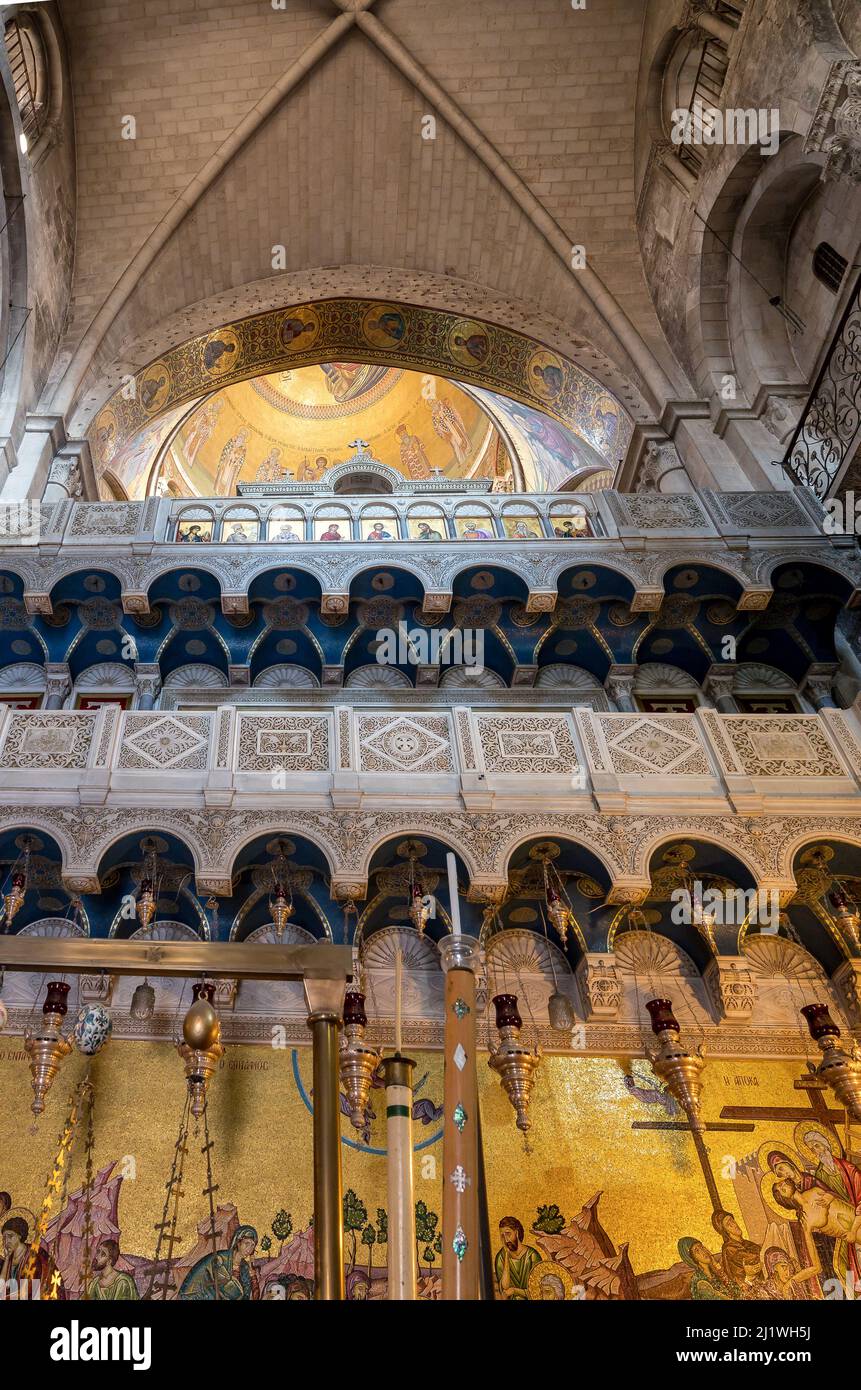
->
[51,0,688,429]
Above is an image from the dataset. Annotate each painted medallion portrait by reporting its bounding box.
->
[139,360,173,416]
[202,326,241,378]
[361,304,407,350]
[277,304,321,354]
[528,348,566,403]
[447,318,491,369]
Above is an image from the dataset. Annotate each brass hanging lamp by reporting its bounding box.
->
[800,1003,861,1123]
[488,993,542,1132]
[644,997,706,1130]
[339,988,382,1129]
[177,983,224,1119]
[24,980,74,1119]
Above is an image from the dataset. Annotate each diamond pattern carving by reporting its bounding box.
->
[357,715,454,773]
[597,715,710,776]
[119,714,211,771]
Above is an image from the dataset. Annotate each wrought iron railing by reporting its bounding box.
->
[781,268,861,499]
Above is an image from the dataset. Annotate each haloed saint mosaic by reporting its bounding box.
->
[1,1040,857,1301]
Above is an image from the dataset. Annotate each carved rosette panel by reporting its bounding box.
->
[118,713,212,771]
[474,713,579,774]
[591,714,710,777]
[236,714,331,772]
[0,712,97,769]
[356,714,455,773]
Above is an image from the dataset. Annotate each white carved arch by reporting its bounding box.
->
[742,934,825,981]
[19,916,87,938]
[734,663,797,692]
[775,827,861,885]
[252,664,319,689]
[164,663,228,688]
[496,826,622,885]
[634,663,700,692]
[643,550,748,591]
[344,665,412,689]
[485,927,572,979]
[439,665,506,688]
[549,553,644,592]
[243,922,319,946]
[612,929,700,978]
[360,925,441,972]
[535,664,605,693]
[76,662,135,689]
[129,920,206,942]
[0,662,47,691]
[631,825,763,883]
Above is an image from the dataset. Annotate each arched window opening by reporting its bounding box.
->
[813,242,848,296]
[4,14,48,147]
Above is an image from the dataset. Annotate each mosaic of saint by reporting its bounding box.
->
[111,368,513,499]
[5,1045,854,1301]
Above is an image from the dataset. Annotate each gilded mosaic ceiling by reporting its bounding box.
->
[157,366,508,499]
[89,297,633,499]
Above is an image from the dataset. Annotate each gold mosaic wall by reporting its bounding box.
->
[1,1040,857,1300]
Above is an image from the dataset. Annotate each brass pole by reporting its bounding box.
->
[309,1010,344,1301]
[440,935,480,1300]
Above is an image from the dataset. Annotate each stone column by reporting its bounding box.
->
[44,663,72,709]
[605,664,638,712]
[685,0,735,46]
[803,664,839,711]
[134,664,162,711]
[440,935,480,1301]
[704,664,739,713]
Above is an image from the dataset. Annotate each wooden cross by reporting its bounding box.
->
[631,1110,754,1213]
[719,1073,848,1137]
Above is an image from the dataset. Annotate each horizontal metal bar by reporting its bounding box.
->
[0,937,354,983]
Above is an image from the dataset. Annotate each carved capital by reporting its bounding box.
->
[831,960,861,1026]
[422,592,452,615]
[704,956,757,1023]
[221,592,250,616]
[79,973,115,1005]
[526,590,557,614]
[575,953,622,1022]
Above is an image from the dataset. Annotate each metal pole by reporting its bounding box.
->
[440,934,480,1300]
[381,1053,416,1300]
[309,1010,344,1301]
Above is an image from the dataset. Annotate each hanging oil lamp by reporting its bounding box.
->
[268,842,294,940]
[177,983,224,1119]
[408,853,431,935]
[130,980,155,1020]
[339,990,381,1129]
[24,981,73,1118]
[539,906,576,1032]
[2,835,32,931]
[644,997,705,1130]
[488,993,542,1132]
[800,1003,861,1123]
[541,854,574,950]
[827,889,860,951]
[135,838,161,931]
